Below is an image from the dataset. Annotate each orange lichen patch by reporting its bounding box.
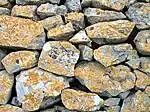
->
[0,104,24,112]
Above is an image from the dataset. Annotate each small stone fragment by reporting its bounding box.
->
[61,89,104,111]
[40,15,64,31]
[121,91,150,112]
[47,23,75,40]
[65,0,82,12]
[78,44,93,61]
[16,67,69,111]
[86,20,135,45]
[0,104,24,112]
[38,41,80,76]
[11,97,21,107]
[126,3,150,30]
[65,12,85,31]
[134,70,150,89]
[0,7,10,15]
[145,86,150,96]
[0,49,7,70]
[0,70,14,104]
[94,44,138,67]
[84,8,126,24]
[81,0,92,7]
[37,3,67,18]
[106,106,120,112]
[134,30,150,55]
[2,51,39,74]
[69,30,91,44]
[104,98,120,106]
[11,5,37,20]
[0,15,45,50]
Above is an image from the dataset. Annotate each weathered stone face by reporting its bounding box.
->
[104,98,120,107]
[94,44,138,67]
[65,0,82,12]
[121,91,150,112]
[0,0,10,8]
[16,67,69,111]
[84,8,126,24]
[0,15,45,49]
[134,30,150,55]
[86,20,135,45]
[61,89,104,111]
[2,51,39,74]
[38,41,80,77]
[81,0,91,7]
[0,7,10,15]
[126,3,150,30]
[145,86,150,96]
[0,104,24,112]
[0,49,7,70]
[0,70,14,104]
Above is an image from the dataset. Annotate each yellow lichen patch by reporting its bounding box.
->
[145,86,150,96]
[65,12,84,21]
[0,104,24,112]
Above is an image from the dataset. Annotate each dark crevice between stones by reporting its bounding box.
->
[59,0,66,5]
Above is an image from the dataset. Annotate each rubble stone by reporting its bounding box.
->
[145,86,150,96]
[0,7,10,15]
[81,0,91,7]
[65,0,82,12]
[106,106,120,112]
[0,104,24,112]
[104,98,120,106]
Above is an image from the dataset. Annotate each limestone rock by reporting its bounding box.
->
[104,98,120,106]
[78,44,93,61]
[61,89,104,111]
[134,70,150,89]
[11,5,37,20]
[2,51,39,74]
[0,15,45,49]
[37,3,67,18]
[0,70,14,104]
[69,30,91,44]
[38,41,80,77]
[145,86,150,96]
[0,7,10,15]
[126,3,150,30]
[121,91,150,112]
[106,106,120,112]
[0,49,7,70]
[81,0,91,7]
[65,12,85,31]
[84,8,126,24]
[86,20,135,45]
[65,0,82,12]
[16,67,69,111]
[0,104,24,112]
[134,30,150,55]
[47,23,75,40]
[94,44,138,67]
[40,15,64,31]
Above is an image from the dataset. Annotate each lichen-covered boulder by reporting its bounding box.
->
[0,15,45,49]
[38,41,80,77]
[61,89,104,111]
[2,51,39,74]
[0,104,24,112]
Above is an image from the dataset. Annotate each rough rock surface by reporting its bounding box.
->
[145,86,150,96]
[65,0,82,12]
[106,106,120,112]
[84,8,126,24]
[86,20,135,45]
[134,30,150,55]
[0,49,7,70]
[0,7,10,15]
[61,89,104,111]
[0,70,14,104]
[0,15,45,49]
[126,3,150,30]
[104,98,120,106]
[16,67,69,111]
[2,51,39,74]
[0,104,24,112]
[94,44,138,67]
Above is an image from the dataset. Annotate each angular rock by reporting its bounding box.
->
[65,12,85,31]
[0,15,45,50]
[126,3,150,30]
[0,0,10,8]
[94,44,138,67]
[126,57,150,75]
[78,44,93,61]
[11,5,37,20]
[134,70,150,89]
[40,15,64,31]
[16,67,69,111]
[69,30,91,44]
[106,106,120,112]
[0,7,10,15]
[84,8,126,24]
[47,23,75,40]
[145,86,150,96]
[65,0,82,12]
[121,91,150,112]
[92,0,136,11]
[0,49,7,70]
[16,0,45,5]
[61,89,104,111]
[0,70,14,104]
[104,98,120,106]
[11,97,21,107]
[2,51,39,74]
[119,91,130,99]
[81,0,92,7]
[86,20,135,45]
[38,41,80,76]
[0,104,24,112]
[134,30,150,55]
[37,3,67,18]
